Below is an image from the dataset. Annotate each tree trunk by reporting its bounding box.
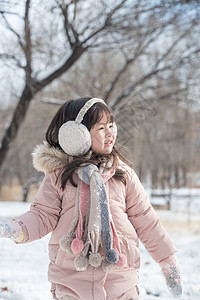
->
[0,84,33,168]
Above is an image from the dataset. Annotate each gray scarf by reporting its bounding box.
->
[60,164,127,272]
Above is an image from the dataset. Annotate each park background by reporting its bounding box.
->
[0,1,200,299]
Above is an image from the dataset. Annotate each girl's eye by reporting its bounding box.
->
[109,124,113,128]
[98,127,104,130]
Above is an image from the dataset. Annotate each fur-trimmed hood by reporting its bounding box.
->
[32,141,71,174]
[32,142,114,175]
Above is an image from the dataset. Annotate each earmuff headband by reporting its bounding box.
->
[75,98,106,124]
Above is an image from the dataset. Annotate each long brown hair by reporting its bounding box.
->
[45,97,132,189]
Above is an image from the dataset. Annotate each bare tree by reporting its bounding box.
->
[0,0,200,173]
[0,0,132,167]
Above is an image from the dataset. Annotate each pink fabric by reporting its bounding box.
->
[76,181,89,240]
[17,161,176,299]
[110,219,127,267]
[59,284,139,300]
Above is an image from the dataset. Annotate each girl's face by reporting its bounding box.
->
[90,112,116,155]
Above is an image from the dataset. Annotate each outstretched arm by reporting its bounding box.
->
[0,172,62,244]
[125,168,182,297]
[16,172,63,243]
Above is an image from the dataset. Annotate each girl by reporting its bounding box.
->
[0,97,182,300]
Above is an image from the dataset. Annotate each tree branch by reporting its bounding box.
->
[109,26,194,109]
[152,30,189,72]
[24,0,32,83]
[104,26,167,101]
[109,65,171,108]
[0,53,24,68]
[81,0,128,46]
[32,45,87,92]
[58,1,80,49]
[1,13,24,50]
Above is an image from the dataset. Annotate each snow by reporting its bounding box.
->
[0,197,200,300]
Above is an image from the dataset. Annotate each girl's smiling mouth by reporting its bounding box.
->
[105,140,113,145]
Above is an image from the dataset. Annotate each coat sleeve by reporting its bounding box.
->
[17,172,62,243]
[125,167,176,263]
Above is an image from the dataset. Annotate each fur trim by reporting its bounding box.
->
[32,141,70,173]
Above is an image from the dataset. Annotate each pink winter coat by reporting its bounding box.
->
[17,143,176,300]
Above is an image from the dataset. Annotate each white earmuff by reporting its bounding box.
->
[58,98,106,156]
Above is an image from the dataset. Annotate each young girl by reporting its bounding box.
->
[0,97,182,300]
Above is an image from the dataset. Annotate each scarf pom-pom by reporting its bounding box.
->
[89,253,102,267]
[59,235,73,254]
[74,254,89,271]
[116,254,127,268]
[105,248,119,264]
[102,259,116,272]
[71,238,84,254]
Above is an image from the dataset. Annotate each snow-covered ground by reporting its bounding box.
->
[0,197,200,300]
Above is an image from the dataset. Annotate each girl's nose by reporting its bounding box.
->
[106,126,112,136]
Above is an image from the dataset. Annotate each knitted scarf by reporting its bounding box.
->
[60,164,127,272]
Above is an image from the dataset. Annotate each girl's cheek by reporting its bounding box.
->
[97,131,105,139]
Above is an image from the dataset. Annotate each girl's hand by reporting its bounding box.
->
[0,217,23,242]
[159,254,182,298]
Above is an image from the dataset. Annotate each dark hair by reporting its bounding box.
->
[45,97,132,189]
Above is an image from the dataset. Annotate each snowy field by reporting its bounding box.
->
[0,193,200,300]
